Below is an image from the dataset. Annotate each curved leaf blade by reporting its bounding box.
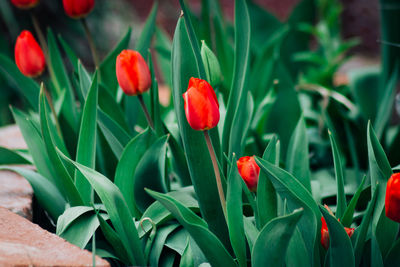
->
[146,189,236,267]
[252,209,303,267]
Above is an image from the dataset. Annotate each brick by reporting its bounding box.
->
[0,207,109,267]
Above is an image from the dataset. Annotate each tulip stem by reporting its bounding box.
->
[204,130,227,218]
[30,13,49,59]
[42,84,63,138]
[81,18,100,68]
[137,94,154,130]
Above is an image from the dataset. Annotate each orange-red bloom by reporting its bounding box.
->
[385,173,400,223]
[15,30,46,78]
[62,0,95,18]
[11,0,39,9]
[182,78,219,131]
[320,217,355,250]
[237,156,260,191]
[116,50,151,96]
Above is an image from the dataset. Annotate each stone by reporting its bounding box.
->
[0,207,110,267]
[0,124,27,149]
[0,169,33,220]
[0,124,33,219]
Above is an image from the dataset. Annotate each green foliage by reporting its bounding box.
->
[3,0,400,266]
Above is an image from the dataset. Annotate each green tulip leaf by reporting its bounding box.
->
[252,208,304,267]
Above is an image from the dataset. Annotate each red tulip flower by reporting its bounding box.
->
[116,50,151,96]
[182,78,220,131]
[11,0,39,9]
[237,156,260,192]
[15,30,46,78]
[320,217,355,250]
[385,173,400,223]
[62,0,95,19]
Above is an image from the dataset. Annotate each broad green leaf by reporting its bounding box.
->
[375,66,399,138]
[115,128,155,217]
[180,238,194,267]
[252,209,303,267]
[281,0,316,77]
[146,189,236,267]
[247,0,281,51]
[47,28,78,131]
[328,131,347,218]
[58,151,145,265]
[354,185,379,267]
[97,110,131,159]
[154,27,172,88]
[164,228,207,266]
[0,147,31,165]
[75,72,98,204]
[39,88,83,206]
[171,16,229,246]
[348,66,380,121]
[320,205,355,267]
[133,135,169,212]
[95,210,130,264]
[249,26,288,101]
[226,155,246,267]
[222,0,251,158]
[148,51,163,134]
[201,40,222,87]
[264,62,301,158]
[99,84,130,132]
[149,224,180,267]
[0,54,39,110]
[257,136,278,228]
[12,108,55,181]
[367,122,398,257]
[57,206,107,249]
[341,175,367,227]
[0,166,65,219]
[58,35,79,71]
[78,61,92,99]
[136,2,158,58]
[243,217,259,250]
[99,28,131,94]
[57,206,96,235]
[255,157,320,266]
[139,188,199,238]
[385,238,400,266]
[286,115,311,192]
[178,0,206,78]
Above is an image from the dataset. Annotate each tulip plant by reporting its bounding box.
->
[1,0,400,266]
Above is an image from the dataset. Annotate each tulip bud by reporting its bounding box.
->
[116,49,151,96]
[14,30,46,78]
[62,0,95,19]
[182,78,220,131]
[11,0,39,9]
[385,173,400,223]
[200,41,222,88]
[237,156,260,191]
[320,217,355,250]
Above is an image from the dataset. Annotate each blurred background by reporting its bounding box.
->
[0,0,380,126]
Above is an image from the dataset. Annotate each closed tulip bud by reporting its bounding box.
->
[320,217,355,250]
[62,0,95,19]
[385,173,400,223]
[182,78,220,131]
[201,41,222,88]
[15,30,46,78]
[116,50,151,96]
[237,156,260,191]
[11,0,39,9]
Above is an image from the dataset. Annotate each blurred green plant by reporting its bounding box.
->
[0,0,399,266]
